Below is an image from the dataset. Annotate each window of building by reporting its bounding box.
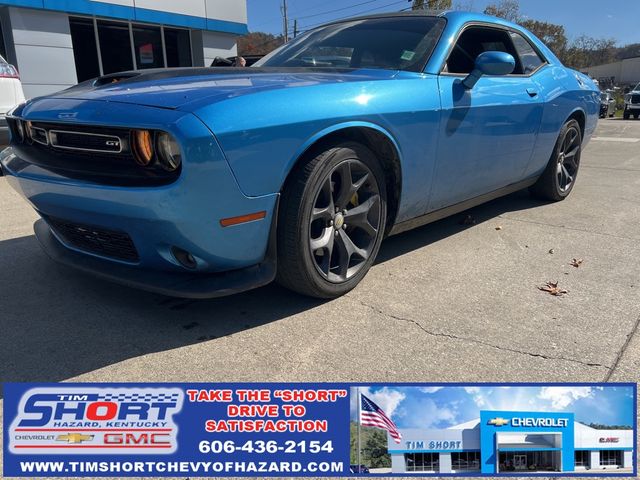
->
[405,452,439,472]
[132,24,164,70]
[575,450,590,467]
[97,20,134,75]
[69,17,193,82]
[600,450,622,466]
[509,32,545,74]
[69,17,101,82]
[452,451,480,470]
[0,21,7,60]
[164,28,192,67]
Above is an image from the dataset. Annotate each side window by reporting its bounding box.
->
[510,32,545,74]
[445,26,524,75]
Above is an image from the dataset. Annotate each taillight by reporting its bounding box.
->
[0,63,19,79]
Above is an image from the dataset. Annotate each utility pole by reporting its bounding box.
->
[281,0,289,42]
[293,19,298,38]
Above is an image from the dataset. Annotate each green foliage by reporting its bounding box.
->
[238,32,284,56]
[484,0,521,22]
[349,422,391,468]
[412,0,453,10]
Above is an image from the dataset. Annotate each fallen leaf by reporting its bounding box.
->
[538,281,569,297]
[570,258,583,268]
[459,214,476,226]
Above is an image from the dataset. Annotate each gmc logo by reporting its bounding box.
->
[104,433,170,445]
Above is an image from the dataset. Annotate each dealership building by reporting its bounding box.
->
[388,411,635,474]
[0,0,247,99]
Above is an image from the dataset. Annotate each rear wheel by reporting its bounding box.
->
[530,119,582,202]
[624,109,630,120]
[276,142,387,298]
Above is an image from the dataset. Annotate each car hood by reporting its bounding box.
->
[46,67,399,110]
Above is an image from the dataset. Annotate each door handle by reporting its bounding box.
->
[527,88,538,98]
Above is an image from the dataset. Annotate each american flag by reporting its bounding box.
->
[360,394,402,444]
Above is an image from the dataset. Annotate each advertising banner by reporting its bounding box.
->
[2,383,637,477]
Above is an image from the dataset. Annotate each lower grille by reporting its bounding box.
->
[47,217,139,262]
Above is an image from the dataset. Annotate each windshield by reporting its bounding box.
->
[255,16,447,72]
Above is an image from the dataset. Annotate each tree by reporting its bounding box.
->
[520,19,567,58]
[237,32,284,56]
[362,429,391,468]
[483,0,521,22]
[412,0,453,10]
[563,35,617,69]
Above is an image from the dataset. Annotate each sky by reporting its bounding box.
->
[246,0,640,46]
[349,385,635,429]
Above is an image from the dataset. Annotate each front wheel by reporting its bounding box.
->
[276,142,387,298]
[624,109,630,120]
[530,119,582,202]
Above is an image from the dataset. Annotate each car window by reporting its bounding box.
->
[445,26,523,75]
[509,32,545,74]
[255,17,446,72]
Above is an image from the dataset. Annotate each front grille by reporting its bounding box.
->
[632,94,640,104]
[50,130,124,153]
[10,121,180,187]
[47,217,139,262]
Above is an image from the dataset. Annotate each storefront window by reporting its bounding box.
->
[498,451,557,472]
[165,28,192,67]
[69,18,101,82]
[600,450,622,466]
[405,452,439,472]
[132,25,164,70]
[575,450,589,467]
[97,20,134,74]
[69,17,193,82]
[452,451,480,470]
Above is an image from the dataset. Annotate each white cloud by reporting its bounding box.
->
[464,387,481,394]
[353,387,406,418]
[419,387,444,394]
[537,387,594,410]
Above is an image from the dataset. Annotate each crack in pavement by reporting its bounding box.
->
[603,312,640,382]
[497,215,638,242]
[347,296,609,370]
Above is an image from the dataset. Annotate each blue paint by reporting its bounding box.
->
[1,0,248,35]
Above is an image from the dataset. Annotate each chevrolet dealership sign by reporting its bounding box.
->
[511,417,569,428]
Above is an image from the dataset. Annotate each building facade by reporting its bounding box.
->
[388,410,635,474]
[583,57,640,89]
[0,0,247,99]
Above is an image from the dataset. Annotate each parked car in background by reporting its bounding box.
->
[600,92,616,118]
[210,55,264,67]
[623,83,640,119]
[2,11,599,299]
[349,465,370,474]
[0,54,25,146]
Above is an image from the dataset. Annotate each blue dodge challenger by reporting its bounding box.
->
[1,11,599,299]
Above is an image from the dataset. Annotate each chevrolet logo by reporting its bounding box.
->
[56,433,94,444]
[488,417,510,427]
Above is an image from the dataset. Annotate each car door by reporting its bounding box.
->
[428,25,544,211]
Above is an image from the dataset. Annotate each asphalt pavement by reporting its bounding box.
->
[0,118,638,478]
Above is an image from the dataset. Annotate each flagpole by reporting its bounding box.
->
[357,387,361,471]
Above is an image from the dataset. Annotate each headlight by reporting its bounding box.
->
[156,132,182,172]
[131,129,154,166]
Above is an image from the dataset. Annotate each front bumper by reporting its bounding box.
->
[2,99,280,296]
[34,217,276,299]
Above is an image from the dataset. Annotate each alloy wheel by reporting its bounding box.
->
[309,159,382,283]
[556,126,580,193]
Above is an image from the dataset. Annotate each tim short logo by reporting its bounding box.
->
[488,417,510,427]
[9,387,184,455]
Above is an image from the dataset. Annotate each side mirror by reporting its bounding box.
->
[462,51,516,90]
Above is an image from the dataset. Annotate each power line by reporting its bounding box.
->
[295,0,408,32]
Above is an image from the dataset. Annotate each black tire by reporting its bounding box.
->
[529,119,582,202]
[276,142,387,298]
[635,114,640,120]
[624,110,630,120]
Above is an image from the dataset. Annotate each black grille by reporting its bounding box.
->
[47,217,139,262]
[50,130,123,153]
[632,94,640,104]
